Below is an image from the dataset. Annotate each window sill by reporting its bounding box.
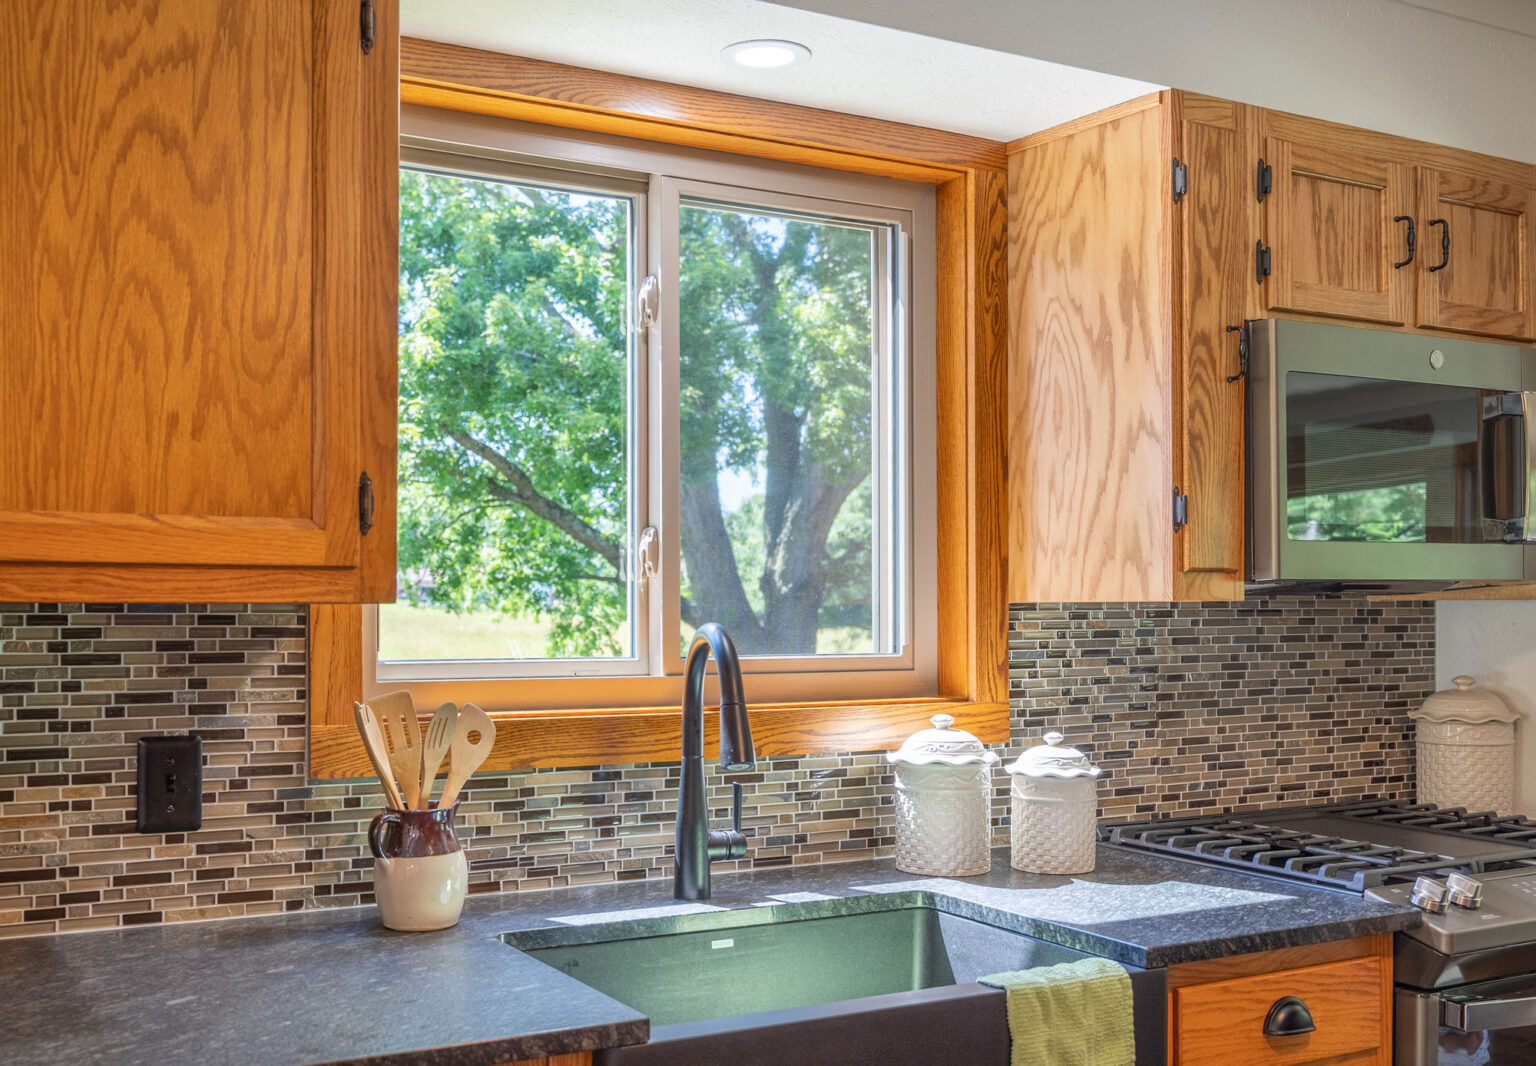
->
[309,696,1007,780]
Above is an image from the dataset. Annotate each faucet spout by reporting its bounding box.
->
[675,623,755,900]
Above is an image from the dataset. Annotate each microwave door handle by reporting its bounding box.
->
[1442,989,1536,1032]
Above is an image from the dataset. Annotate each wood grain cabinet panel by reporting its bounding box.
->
[1416,166,1536,340]
[1008,91,1247,603]
[1261,130,1414,327]
[1175,99,1251,585]
[1173,955,1387,1066]
[0,0,397,600]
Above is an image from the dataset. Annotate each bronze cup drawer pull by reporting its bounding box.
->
[1264,995,1317,1037]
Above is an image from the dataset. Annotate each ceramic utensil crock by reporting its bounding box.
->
[369,803,468,931]
[1410,675,1520,814]
[887,714,999,876]
[1005,731,1102,875]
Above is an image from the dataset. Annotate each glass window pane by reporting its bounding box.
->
[677,200,897,658]
[1283,372,1510,544]
[382,168,636,664]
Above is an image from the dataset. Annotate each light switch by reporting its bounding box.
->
[135,735,203,833]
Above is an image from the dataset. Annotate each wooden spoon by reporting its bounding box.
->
[353,701,405,810]
[436,703,497,809]
[371,689,422,809]
[418,702,458,808]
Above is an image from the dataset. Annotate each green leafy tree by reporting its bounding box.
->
[397,171,877,656]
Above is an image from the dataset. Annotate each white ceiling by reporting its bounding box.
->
[767,0,1536,163]
[398,0,1162,142]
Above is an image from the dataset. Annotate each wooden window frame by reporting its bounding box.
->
[308,39,1008,780]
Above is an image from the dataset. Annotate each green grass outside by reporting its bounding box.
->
[380,603,878,662]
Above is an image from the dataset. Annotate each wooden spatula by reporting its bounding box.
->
[436,703,496,809]
[418,702,458,808]
[353,701,405,810]
[371,690,422,809]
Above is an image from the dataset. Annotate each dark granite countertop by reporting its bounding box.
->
[0,844,1419,1065]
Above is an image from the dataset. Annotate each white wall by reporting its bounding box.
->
[1436,602,1536,815]
[769,0,1536,163]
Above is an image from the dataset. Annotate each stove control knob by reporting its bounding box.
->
[1410,876,1449,914]
[1446,873,1484,909]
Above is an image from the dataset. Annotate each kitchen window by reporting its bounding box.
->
[365,110,938,710]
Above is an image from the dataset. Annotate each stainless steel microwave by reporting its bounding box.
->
[1248,319,1536,586]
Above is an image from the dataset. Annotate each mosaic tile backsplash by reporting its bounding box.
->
[1009,599,1434,822]
[0,596,1433,937]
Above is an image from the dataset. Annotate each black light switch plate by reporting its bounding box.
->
[136,735,203,833]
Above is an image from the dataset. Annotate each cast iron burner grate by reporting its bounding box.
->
[1098,814,1463,891]
[1323,800,1536,844]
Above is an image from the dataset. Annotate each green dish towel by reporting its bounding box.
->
[977,957,1135,1066]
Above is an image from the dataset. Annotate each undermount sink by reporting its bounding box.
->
[502,896,1166,1066]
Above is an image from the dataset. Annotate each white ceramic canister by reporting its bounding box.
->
[886,714,1000,876]
[1005,732,1102,875]
[1410,675,1519,814]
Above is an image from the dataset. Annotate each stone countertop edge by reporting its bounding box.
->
[0,843,1421,1066]
[311,1021,646,1066]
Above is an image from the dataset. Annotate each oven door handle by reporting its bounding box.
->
[1441,990,1536,1032]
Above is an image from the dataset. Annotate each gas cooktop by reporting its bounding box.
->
[1100,801,1536,960]
[1099,800,1536,892]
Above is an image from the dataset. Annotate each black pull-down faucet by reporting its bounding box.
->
[674,622,755,900]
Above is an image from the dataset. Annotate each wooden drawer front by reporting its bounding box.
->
[1174,955,1384,1066]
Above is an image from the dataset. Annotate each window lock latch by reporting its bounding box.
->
[635,274,661,333]
[628,525,660,584]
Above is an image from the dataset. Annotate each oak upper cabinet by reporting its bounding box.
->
[1009,91,1250,603]
[1258,110,1536,342]
[1415,165,1536,340]
[0,0,398,602]
[1258,113,1414,327]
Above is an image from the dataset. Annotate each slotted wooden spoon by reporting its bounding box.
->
[436,703,496,809]
[371,690,422,809]
[418,702,458,808]
[353,701,405,810]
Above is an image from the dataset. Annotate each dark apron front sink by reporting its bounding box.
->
[502,900,1166,1066]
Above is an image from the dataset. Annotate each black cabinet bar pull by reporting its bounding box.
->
[1428,218,1450,272]
[1393,215,1416,269]
[360,0,376,54]
[1225,324,1249,384]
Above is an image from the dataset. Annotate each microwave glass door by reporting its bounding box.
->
[1285,372,1525,546]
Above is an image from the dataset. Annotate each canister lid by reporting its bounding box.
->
[886,714,1000,767]
[1410,676,1519,725]
[1004,732,1103,779]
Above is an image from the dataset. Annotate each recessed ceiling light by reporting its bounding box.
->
[722,39,811,70]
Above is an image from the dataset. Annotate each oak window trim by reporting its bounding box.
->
[307,41,1007,780]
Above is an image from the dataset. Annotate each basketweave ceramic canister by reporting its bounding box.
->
[1005,732,1102,875]
[1410,676,1520,814]
[886,714,999,876]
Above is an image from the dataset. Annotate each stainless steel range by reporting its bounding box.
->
[1101,801,1536,1066]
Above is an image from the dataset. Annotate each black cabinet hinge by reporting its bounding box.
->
[1256,158,1272,203]
[360,0,376,54]
[1255,240,1272,285]
[1173,489,1189,532]
[1171,158,1188,203]
[359,472,375,535]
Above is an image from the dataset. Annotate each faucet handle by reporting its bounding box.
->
[732,781,743,834]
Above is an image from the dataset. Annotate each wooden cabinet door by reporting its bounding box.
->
[1260,126,1414,326]
[1173,96,1249,599]
[0,0,396,598]
[1416,166,1536,340]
